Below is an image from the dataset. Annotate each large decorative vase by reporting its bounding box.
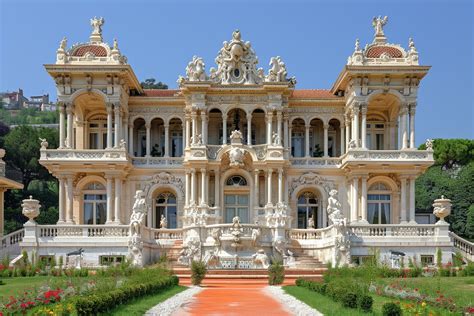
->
[432,195,451,224]
[22,196,41,224]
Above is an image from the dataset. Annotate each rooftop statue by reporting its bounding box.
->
[372,16,388,37]
[90,17,104,36]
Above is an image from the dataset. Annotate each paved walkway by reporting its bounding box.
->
[174,282,290,316]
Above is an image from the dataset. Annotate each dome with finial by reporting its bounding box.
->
[56,17,127,65]
[347,16,419,66]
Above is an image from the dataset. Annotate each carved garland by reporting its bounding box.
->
[289,172,336,196]
[143,172,185,199]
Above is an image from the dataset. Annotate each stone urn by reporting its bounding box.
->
[432,195,451,224]
[22,195,41,224]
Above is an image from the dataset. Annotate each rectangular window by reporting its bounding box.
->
[99,255,125,266]
[376,133,384,150]
[420,255,434,267]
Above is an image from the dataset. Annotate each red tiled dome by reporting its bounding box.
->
[71,45,108,57]
[366,46,403,58]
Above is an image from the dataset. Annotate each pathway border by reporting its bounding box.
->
[145,286,203,316]
[264,286,323,316]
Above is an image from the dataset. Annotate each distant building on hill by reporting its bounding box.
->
[1,90,56,111]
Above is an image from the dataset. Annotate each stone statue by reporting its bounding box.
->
[160,214,168,229]
[266,56,288,82]
[372,16,388,36]
[229,130,243,143]
[39,138,48,150]
[119,139,126,149]
[354,38,360,52]
[90,17,104,35]
[59,37,67,51]
[252,249,270,268]
[425,139,433,151]
[190,134,202,146]
[307,216,315,229]
[327,189,345,226]
[186,55,207,81]
[272,132,281,146]
[229,147,245,168]
[178,237,201,265]
[251,227,261,247]
[211,228,222,253]
[130,190,146,236]
[230,216,243,247]
[113,38,119,50]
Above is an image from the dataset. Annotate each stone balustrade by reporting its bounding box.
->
[342,149,433,164]
[40,148,128,162]
[1,229,24,249]
[288,226,334,240]
[290,157,341,167]
[38,225,129,238]
[131,157,183,167]
[151,228,184,240]
[349,224,436,237]
[450,232,474,261]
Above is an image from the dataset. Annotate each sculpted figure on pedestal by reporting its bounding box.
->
[252,249,270,268]
[160,214,168,229]
[372,16,388,36]
[130,190,146,236]
[327,189,345,227]
[186,56,207,81]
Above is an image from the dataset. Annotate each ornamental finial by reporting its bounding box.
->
[409,37,417,52]
[372,16,388,37]
[355,38,360,51]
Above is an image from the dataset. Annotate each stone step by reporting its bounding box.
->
[172,268,326,276]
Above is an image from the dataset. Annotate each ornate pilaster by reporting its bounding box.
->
[106,103,113,149]
[360,105,368,149]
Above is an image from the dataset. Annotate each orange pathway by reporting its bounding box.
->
[173,281,291,316]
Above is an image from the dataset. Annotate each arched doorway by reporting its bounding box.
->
[297,191,320,228]
[155,192,178,228]
[224,175,250,223]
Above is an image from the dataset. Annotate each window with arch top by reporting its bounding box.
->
[83,182,106,225]
[226,175,247,186]
[367,182,391,224]
[155,192,177,228]
[297,191,319,228]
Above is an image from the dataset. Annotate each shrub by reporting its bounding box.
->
[325,282,349,302]
[358,294,373,312]
[342,292,358,308]
[382,302,402,316]
[191,260,207,286]
[268,261,285,285]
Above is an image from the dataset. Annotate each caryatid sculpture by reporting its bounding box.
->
[130,190,147,236]
[327,189,345,227]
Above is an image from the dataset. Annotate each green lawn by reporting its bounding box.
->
[105,285,187,315]
[0,276,54,297]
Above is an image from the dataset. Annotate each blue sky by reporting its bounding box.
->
[0,0,472,144]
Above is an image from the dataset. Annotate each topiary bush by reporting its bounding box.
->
[191,260,207,286]
[342,292,358,308]
[358,294,373,312]
[268,261,285,285]
[382,302,402,316]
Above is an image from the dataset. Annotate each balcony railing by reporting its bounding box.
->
[290,157,342,167]
[349,224,436,237]
[342,149,433,164]
[38,225,129,238]
[40,148,128,162]
[132,157,184,167]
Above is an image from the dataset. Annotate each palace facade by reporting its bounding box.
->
[4,17,470,269]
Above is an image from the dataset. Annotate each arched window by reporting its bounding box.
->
[367,182,391,224]
[88,116,113,149]
[155,192,177,228]
[83,182,106,224]
[226,175,247,186]
[297,192,319,228]
[366,120,385,150]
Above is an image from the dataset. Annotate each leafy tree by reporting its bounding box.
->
[465,205,474,240]
[140,78,168,89]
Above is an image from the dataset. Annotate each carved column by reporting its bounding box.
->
[59,103,65,148]
[66,103,74,149]
[400,176,407,223]
[200,168,207,206]
[409,177,416,223]
[57,176,66,223]
[114,177,122,224]
[352,106,360,147]
[288,125,292,155]
[340,125,345,155]
[276,112,282,146]
[164,124,170,157]
[191,112,198,144]
[66,176,74,224]
[400,105,408,149]
[247,113,252,145]
[254,169,260,208]
[105,175,114,224]
[278,168,283,204]
[145,122,151,157]
[191,168,196,204]
[123,113,128,145]
[214,169,220,209]
[128,123,134,155]
[360,176,368,223]
[185,169,191,207]
[266,112,273,145]
[305,123,310,158]
[409,105,416,149]
[345,114,350,151]
[114,104,120,148]
[185,114,191,149]
[106,103,113,149]
[361,105,368,149]
[201,112,207,145]
[283,114,289,149]
[266,169,273,206]
[351,177,359,222]
[323,123,329,157]
[222,114,227,145]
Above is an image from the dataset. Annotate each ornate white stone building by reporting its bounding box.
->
[3,17,472,268]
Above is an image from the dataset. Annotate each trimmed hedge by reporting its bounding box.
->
[268,261,285,285]
[74,274,178,315]
[295,278,373,312]
[382,302,402,316]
